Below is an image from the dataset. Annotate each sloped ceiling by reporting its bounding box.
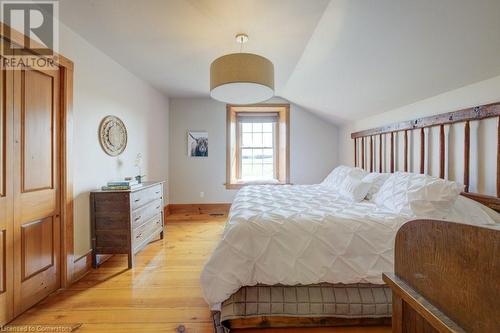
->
[59,0,500,124]
[58,0,329,97]
[283,0,500,122]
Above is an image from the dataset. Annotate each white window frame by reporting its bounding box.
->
[226,104,290,189]
[236,120,278,181]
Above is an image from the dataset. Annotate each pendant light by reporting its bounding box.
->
[210,33,274,105]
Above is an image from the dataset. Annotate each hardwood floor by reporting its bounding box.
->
[10,213,391,333]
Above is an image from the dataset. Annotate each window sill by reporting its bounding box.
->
[225,180,290,190]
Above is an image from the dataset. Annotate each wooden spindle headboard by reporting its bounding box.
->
[351,102,500,212]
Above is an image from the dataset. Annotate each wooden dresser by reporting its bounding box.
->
[90,181,165,268]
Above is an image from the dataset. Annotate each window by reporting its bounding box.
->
[240,119,276,181]
[226,104,289,189]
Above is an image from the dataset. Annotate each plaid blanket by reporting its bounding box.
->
[213,283,392,332]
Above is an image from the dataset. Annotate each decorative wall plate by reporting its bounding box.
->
[99,115,128,156]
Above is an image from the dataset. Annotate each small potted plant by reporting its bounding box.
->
[134,153,146,183]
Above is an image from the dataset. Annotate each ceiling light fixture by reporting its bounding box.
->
[210,33,274,105]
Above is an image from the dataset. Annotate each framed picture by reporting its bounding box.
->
[188,131,208,157]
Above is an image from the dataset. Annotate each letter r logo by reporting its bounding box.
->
[1,1,58,56]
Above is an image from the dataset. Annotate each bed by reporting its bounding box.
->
[384,219,499,332]
[201,101,500,332]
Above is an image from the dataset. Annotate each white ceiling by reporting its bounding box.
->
[59,0,500,124]
[59,0,329,97]
[284,0,500,122]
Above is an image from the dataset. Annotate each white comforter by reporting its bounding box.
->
[200,184,495,309]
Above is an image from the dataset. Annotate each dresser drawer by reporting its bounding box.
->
[133,214,163,253]
[130,184,163,210]
[131,199,162,229]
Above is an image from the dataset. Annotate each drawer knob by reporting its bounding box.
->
[156,206,161,209]
[134,198,141,202]
[134,215,142,221]
[136,233,142,239]
[155,191,161,194]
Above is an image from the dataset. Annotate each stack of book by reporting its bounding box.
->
[101,179,142,191]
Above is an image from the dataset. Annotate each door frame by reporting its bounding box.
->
[1,23,75,287]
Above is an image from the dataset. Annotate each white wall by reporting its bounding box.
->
[339,75,500,195]
[169,97,338,204]
[59,24,170,257]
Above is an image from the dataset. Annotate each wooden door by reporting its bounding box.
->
[12,66,61,315]
[0,43,14,325]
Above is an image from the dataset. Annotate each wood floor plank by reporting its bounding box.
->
[75,323,214,333]
[11,213,390,333]
[70,270,203,289]
[35,288,208,309]
[15,308,212,324]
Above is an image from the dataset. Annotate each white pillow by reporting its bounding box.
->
[362,172,390,200]
[322,165,367,188]
[374,172,463,217]
[338,176,372,202]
